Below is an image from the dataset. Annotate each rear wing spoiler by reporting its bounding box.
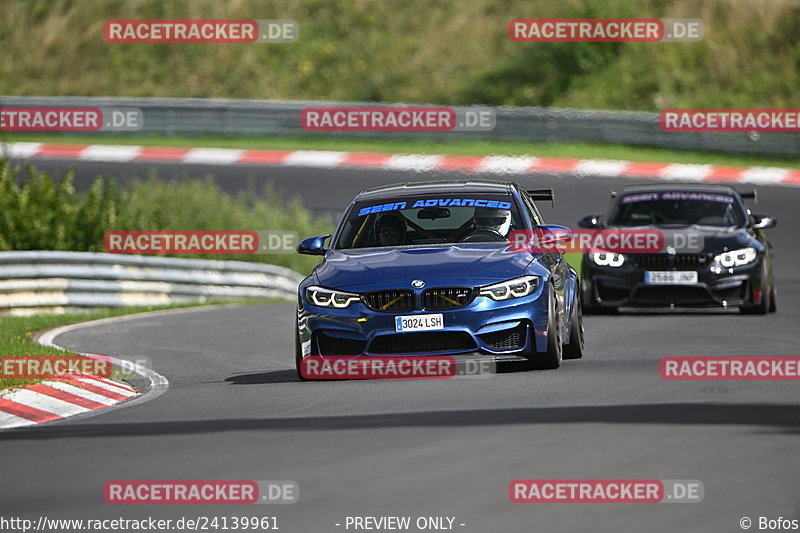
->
[526,189,555,208]
[738,189,757,203]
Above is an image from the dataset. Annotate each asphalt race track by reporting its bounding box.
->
[2,159,799,533]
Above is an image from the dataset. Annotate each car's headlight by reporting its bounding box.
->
[713,247,757,268]
[479,276,539,301]
[306,286,361,308]
[589,252,625,267]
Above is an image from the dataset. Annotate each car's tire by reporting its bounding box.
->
[527,284,562,370]
[741,290,769,314]
[295,327,309,380]
[741,267,771,314]
[562,294,585,360]
[768,285,777,313]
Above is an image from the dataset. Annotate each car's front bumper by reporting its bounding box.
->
[583,255,765,308]
[297,286,550,357]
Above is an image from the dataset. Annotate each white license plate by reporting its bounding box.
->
[395,313,444,332]
[645,271,698,285]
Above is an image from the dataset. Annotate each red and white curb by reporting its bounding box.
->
[0,309,178,430]
[4,142,800,187]
[0,374,137,429]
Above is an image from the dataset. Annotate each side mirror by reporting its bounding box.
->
[751,213,777,230]
[535,224,573,245]
[578,214,603,229]
[297,234,331,255]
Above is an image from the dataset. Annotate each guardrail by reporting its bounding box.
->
[0,251,303,315]
[1,96,797,157]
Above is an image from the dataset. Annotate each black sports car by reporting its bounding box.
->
[578,184,777,314]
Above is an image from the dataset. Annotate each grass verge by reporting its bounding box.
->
[565,253,583,280]
[2,1,797,111]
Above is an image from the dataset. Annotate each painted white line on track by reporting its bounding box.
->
[386,154,443,172]
[78,144,142,162]
[479,156,537,174]
[575,159,630,177]
[283,150,347,167]
[183,148,245,165]
[739,167,790,185]
[2,142,43,159]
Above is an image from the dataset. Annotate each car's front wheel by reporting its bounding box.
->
[295,326,309,380]
[527,283,562,370]
[741,264,772,315]
[563,293,585,360]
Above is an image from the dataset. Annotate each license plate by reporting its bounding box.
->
[395,313,444,332]
[645,271,698,285]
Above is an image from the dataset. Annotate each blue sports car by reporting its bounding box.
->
[294,180,585,377]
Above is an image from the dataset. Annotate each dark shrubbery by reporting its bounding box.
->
[0,159,334,274]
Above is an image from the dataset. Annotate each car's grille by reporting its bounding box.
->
[633,254,704,270]
[362,290,416,312]
[632,286,712,305]
[315,332,367,356]
[422,287,475,311]
[478,323,527,350]
[369,332,476,354]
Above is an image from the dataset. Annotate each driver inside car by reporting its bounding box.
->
[472,206,512,237]
[374,212,407,246]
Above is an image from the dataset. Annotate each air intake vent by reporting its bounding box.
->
[362,290,416,312]
[369,332,476,354]
[422,287,475,311]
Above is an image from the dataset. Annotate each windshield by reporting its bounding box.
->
[608,191,746,227]
[334,193,524,249]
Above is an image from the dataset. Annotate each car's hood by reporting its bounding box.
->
[607,225,758,254]
[314,245,535,290]
[692,227,759,253]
